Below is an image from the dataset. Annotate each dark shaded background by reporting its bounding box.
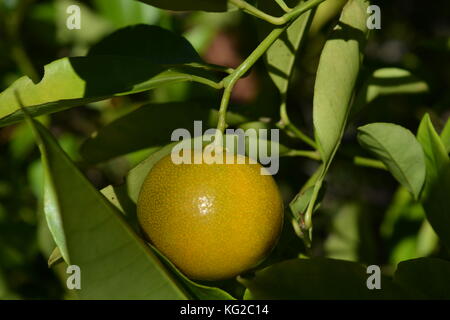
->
[0,0,449,299]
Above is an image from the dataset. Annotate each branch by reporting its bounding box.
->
[229,0,327,25]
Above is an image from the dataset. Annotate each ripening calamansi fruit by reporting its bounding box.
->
[137,150,284,281]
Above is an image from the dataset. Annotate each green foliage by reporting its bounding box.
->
[0,25,223,127]
[0,0,449,300]
[422,163,450,251]
[417,114,449,196]
[258,0,312,97]
[313,0,369,164]
[23,109,190,299]
[240,258,406,299]
[440,117,450,154]
[80,102,249,163]
[357,123,426,200]
[352,68,429,116]
[138,0,228,12]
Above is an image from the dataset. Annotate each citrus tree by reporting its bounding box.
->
[0,0,449,299]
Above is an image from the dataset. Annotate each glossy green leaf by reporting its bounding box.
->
[352,68,429,115]
[422,162,450,251]
[239,258,406,299]
[357,123,426,200]
[0,25,222,127]
[441,117,450,153]
[258,0,312,96]
[137,0,228,12]
[313,0,369,163]
[417,113,449,196]
[394,258,450,299]
[80,102,249,163]
[23,109,188,299]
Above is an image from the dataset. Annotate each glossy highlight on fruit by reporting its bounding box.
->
[137,151,284,281]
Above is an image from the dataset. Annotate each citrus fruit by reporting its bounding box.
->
[137,150,284,281]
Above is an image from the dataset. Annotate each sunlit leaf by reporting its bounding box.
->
[417,113,449,196]
[257,0,313,96]
[93,0,161,28]
[441,117,450,153]
[0,25,222,127]
[23,107,188,299]
[357,123,426,200]
[313,0,369,164]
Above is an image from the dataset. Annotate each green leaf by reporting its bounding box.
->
[422,162,450,251]
[23,108,188,299]
[150,245,236,300]
[352,68,429,116]
[394,258,450,299]
[239,258,406,299]
[257,0,313,96]
[313,0,369,164]
[0,26,222,127]
[99,186,235,300]
[289,164,325,221]
[88,24,202,64]
[441,117,450,153]
[80,102,249,163]
[289,186,315,221]
[357,123,426,200]
[137,0,228,12]
[416,113,449,196]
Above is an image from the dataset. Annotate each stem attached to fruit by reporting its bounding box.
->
[216,0,327,134]
[217,26,287,133]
